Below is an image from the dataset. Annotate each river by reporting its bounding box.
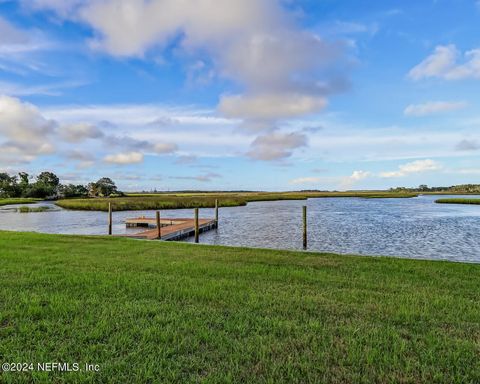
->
[1,195,480,262]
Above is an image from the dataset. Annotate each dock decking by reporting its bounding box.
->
[122,217,217,241]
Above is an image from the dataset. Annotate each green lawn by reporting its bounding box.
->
[0,198,39,207]
[1,231,479,383]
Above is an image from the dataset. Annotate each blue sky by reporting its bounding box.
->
[0,0,480,191]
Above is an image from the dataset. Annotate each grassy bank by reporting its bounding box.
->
[0,198,39,207]
[436,198,480,205]
[56,191,418,211]
[1,231,479,383]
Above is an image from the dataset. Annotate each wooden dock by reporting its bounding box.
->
[122,217,217,241]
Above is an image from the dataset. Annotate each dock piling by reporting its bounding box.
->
[215,199,219,228]
[303,205,307,249]
[108,202,113,235]
[194,208,199,243]
[156,211,161,239]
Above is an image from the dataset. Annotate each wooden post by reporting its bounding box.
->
[303,205,307,249]
[108,202,112,235]
[156,211,161,239]
[194,208,199,243]
[215,199,219,228]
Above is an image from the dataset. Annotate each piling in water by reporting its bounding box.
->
[215,199,219,228]
[194,208,199,243]
[303,205,307,249]
[156,211,161,239]
[108,202,113,235]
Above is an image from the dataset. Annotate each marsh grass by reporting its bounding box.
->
[0,231,479,383]
[56,191,418,212]
[16,206,50,213]
[0,198,40,207]
[56,196,247,211]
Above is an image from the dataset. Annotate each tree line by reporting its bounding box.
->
[0,171,120,199]
[390,184,480,193]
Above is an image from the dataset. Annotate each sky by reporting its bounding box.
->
[0,0,480,191]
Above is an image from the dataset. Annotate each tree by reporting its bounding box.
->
[37,172,60,188]
[89,177,118,197]
[28,171,60,198]
[18,172,29,188]
[87,182,99,197]
[60,184,88,198]
[418,184,429,192]
[0,173,18,198]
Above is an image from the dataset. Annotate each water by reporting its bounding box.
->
[1,195,480,262]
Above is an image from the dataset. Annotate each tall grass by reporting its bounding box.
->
[56,192,418,211]
[0,198,40,207]
[17,206,50,213]
[56,196,248,211]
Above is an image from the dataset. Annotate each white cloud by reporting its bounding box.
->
[457,168,480,175]
[60,123,104,142]
[0,95,56,163]
[0,15,55,77]
[170,172,221,183]
[67,149,96,169]
[380,159,441,178]
[23,0,85,17]
[409,44,480,81]
[247,132,307,161]
[104,151,144,165]
[319,20,379,38]
[455,139,480,151]
[0,16,28,45]
[340,170,371,189]
[42,103,245,158]
[152,142,177,154]
[0,79,90,97]
[0,80,86,97]
[289,170,370,189]
[103,135,177,156]
[219,93,328,122]
[25,0,349,160]
[289,176,324,185]
[42,104,232,127]
[404,101,467,117]
[349,170,371,182]
[0,96,180,168]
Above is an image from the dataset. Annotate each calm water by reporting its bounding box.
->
[1,195,480,262]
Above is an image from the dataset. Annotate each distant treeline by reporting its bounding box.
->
[390,184,480,193]
[0,171,121,199]
[135,189,259,194]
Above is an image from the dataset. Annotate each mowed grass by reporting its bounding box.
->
[0,198,40,207]
[56,191,418,211]
[436,198,480,205]
[1,232,479,383]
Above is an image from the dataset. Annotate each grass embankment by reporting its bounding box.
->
[56,191,418,211]
[436,198,480,205]
[1,231,479,383]
[0,198,39,207]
